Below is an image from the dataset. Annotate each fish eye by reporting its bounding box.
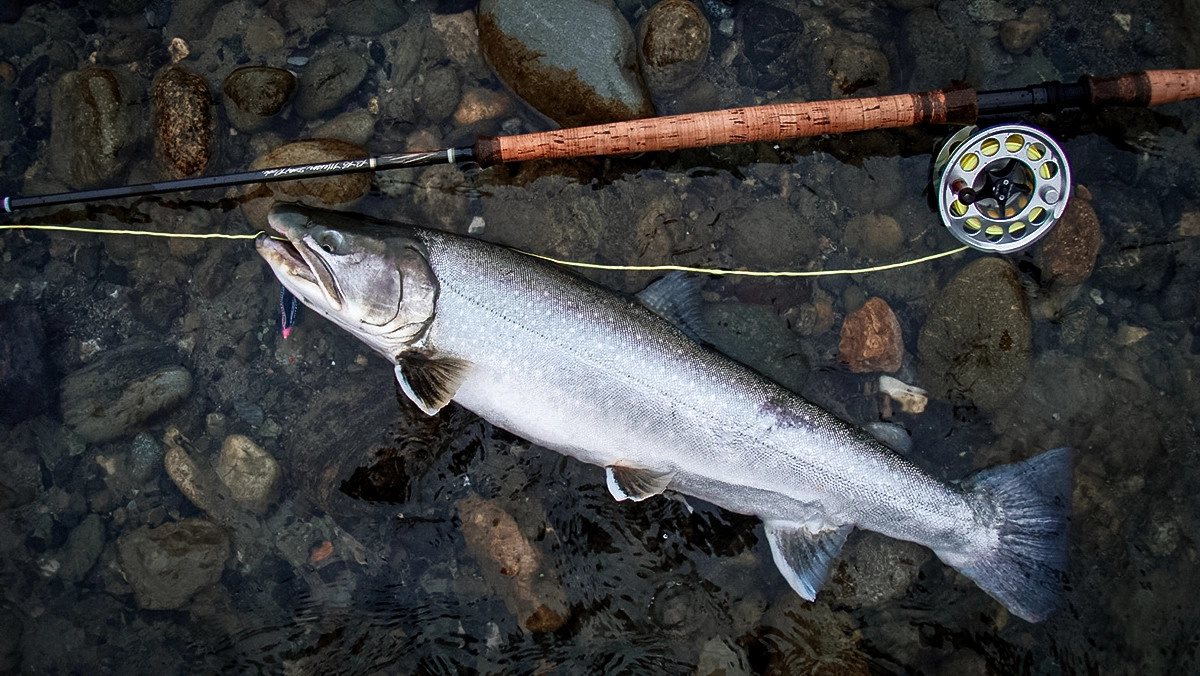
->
[318,231,344,254]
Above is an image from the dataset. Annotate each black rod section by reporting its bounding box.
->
[976,78,1092,117]
[3,147,474,213]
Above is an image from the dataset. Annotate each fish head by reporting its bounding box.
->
[256,203,438,358]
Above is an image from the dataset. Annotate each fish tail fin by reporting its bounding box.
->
[947,447,1072,622]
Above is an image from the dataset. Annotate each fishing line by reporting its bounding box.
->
[0,223,969,277]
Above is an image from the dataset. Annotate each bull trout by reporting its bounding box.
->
[256,204,1071,622]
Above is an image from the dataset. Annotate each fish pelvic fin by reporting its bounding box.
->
[764,521,852,601]
[605,463,675,501]
[945,447,1072,623]
[395,354,472,416]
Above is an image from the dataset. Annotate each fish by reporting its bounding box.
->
[279,286,301,339]
[256,203,1071,622]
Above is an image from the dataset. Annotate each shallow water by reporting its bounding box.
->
[2,0,1200,674]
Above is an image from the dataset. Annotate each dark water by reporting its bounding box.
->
[2,0,1200,674]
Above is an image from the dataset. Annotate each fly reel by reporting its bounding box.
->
[934,124,1071,253]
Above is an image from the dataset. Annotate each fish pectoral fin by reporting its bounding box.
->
[394,354,472,416]
[763,521,852,601]
[605,463,675,502]
[636,271,711,344]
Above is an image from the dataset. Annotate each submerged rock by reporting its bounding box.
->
[838,297,904,373]
[1036,188,1102,287]
[637,0,710,95]
[153,66,215,177]
[60,341,193,444]
[457,493,569,633]
[326,0,410,36]
[248,138,371,205]
[117,518,230,610]
[49,68,139,189]
[0,302,54,425]
[918,257,1031,410]
[215,434,280,514]
[56,514,105,583]
[221,65,296,132]
[294,50,369,120]
[478,0,655,127]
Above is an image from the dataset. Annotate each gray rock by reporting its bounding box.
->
[843,213,905,261]
[215,435,280,513]
[478,0,655,127]
[49,68,141,189]
[222,66,296,132]
[827,531,930,608]
[416,64,461,124]
[327,0,410,36]
[739,2,804,91]
[703,301,810,394]
[696,636,751,676]
[117,518,229,610]
[57,514,105,582]
[60,341,193,444]
[918,257,1031,410]
[0,609,21,674]
[0,20,45,57]
[128,431,164,482]
[0,445,41,510]
[899,8,972,91]
[312,110,376,145]
[294,50,370,120]
[724,199,818,270]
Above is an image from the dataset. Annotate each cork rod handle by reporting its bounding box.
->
[474,88,981,166]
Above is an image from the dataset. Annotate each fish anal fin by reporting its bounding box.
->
[394,354,472,416]
[764,521,852,601]
[605,463,675,502]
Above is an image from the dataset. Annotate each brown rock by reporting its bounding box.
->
[215,435,280,514]
[222,66,296,132]
[153,67,215,177]
[843,213,905,260]
[250,138,370,202]
[1036,188,1102,287]
[838,297,904,373]
[637,0,710,94]
[1000,7,1051,53]
[457,493,569,633]
[453,87,515,126]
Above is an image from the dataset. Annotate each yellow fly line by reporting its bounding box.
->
[0,223,970,278]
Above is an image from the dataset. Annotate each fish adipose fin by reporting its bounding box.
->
[636,272,711,344]
[764,521,852,601]
[394,354,472,416]
[606,463,675,501]
[946,447,1072,623]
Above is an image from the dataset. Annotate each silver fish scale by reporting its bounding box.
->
[416,231,987,556]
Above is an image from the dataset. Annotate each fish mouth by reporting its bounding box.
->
[256,206,344,311]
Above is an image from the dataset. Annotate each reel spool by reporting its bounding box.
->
[934,124,1071,253]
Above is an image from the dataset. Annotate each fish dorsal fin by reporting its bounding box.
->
[636,272,711,343]
[605,463,675,501]
[763,521,852,601]
[394,354,472,416]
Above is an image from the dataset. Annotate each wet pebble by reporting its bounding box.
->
[637,0,710,95]
[918,257,1031,410]
[416,64,462,123]
[49,68,139,189]
[215,434,280,514]
[453,87,514,126]
[430,9,487,70]
[0,302,54,425]
[1036,188,1102,287]
[56,514,105,583]
[294,50,369,119]
[128,431,164,482]
[222,65,296,133]
[828,532,930,608]
[60,341,193,444]
[457,493,569,632]
[0,19,45,56]
[243,138,371,226]
[478,0,655,127]
[326,0,410,36]
[233,400,264,426]
[838,297,904,373]
[0,444,42,510]
[117,518,230,610]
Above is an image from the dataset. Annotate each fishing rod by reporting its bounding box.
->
[4,69,1199,214]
